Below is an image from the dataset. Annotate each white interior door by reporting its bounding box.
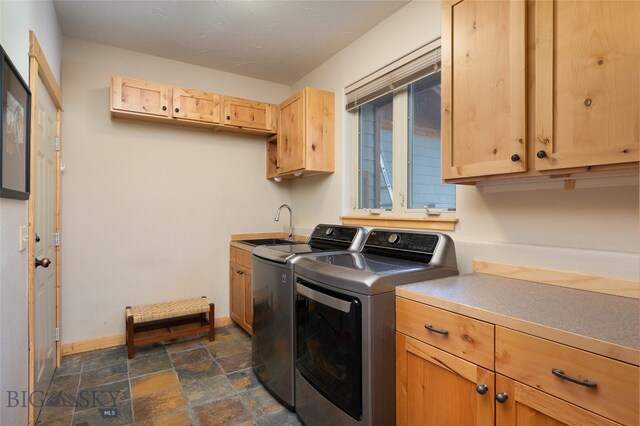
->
[34,74,57,397]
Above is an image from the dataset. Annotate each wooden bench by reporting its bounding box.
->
[125,296,214,359]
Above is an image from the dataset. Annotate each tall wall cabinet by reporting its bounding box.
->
[441,0,639,183]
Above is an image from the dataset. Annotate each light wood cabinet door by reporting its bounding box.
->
[396,332,494,426]
[111,76,170,117]
[172,88,221,124]
[229,246,253,335]
[495,374,620,426]
[278,92,305,174]
[243,269,252,333]
[535,0,639,171]
[223,96,273,131]
[496,327,638,425]
[274,87,335,178]
[441,0,527,180]
[229,262,245,330]
[229,263,252,335]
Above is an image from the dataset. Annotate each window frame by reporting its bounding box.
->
[349,82,457,222]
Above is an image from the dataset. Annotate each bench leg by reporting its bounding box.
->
[126,314,135,359]
[208,303,215,342]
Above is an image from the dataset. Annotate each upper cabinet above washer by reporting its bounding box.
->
[441,0,639,184]
[534,0,639,172]
[441,0,526,181]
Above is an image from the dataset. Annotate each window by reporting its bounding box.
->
[348,40,455,218]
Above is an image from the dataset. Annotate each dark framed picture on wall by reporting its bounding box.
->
[1,45,31,200]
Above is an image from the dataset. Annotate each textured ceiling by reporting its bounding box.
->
[53,0,409,85]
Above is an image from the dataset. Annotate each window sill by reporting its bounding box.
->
[340,215,458,231]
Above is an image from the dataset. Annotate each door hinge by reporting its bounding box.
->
[55,138,61,151]
[54,328,60,342]
[55,232,61,247]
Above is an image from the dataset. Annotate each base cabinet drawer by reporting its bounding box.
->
[496,374,620,426]
[396,297,494,369]
[496,327,638,425]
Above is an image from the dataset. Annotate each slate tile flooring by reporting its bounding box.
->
[37,324,301,426]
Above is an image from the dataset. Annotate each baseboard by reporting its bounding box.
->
[61,316,233,355]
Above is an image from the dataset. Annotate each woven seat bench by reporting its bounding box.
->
[125,297,214,359]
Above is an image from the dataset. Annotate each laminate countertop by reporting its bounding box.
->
[396,273,639,365]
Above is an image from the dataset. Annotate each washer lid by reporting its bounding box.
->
[253,243,319,264]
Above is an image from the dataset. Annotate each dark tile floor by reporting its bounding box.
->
[36,324,301,426]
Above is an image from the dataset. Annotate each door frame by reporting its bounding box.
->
[27,31,62,426]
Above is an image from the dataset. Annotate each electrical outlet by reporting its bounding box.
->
[19,226,28,251]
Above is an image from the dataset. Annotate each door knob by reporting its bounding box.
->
[35,258,51,268]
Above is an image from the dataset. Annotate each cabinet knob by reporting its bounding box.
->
[175,108,180,113]
[536,150,547,159]
[35,257,51,268]
[236,270,244,275]
[496,392,508,404]
[476,384,488,395]
[226,115,231,120]
[510,154,520,162]
[584,98,592,106]
[162,106,167,111]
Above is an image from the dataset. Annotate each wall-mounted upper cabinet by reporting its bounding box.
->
[441,0,526,181]
[112,76,171,118]
[110,75,278,135]
[441,0,639,184]
[223,97,274,132]
[534,0,639,172]
[267,87,335,179]
[172,88,221,124]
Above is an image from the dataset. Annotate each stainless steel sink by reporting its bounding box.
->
[238,238,303,247]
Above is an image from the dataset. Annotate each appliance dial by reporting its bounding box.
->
[325,228,334,236]
[388,233,400,245]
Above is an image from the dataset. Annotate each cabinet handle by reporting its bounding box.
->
[510,154,520,162]
[162,106,167,111]
[536,150,547,159]
[175,107,180,113]
[551,368,597,388]
[236,270,244,275]
[476,384,488,395]
[496,393,508,404]
[424,323,448,335]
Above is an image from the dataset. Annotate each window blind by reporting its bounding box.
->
[345,38,441,111]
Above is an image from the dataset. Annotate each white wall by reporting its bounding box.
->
[0,1,61,424]
[290,0,639,280]
[60,38,292,343]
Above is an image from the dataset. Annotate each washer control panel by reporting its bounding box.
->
[365,230,439,254]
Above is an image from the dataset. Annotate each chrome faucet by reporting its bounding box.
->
[274,204,293,240]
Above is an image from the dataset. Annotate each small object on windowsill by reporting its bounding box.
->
[424,205,441,217]
[364,209,381,216]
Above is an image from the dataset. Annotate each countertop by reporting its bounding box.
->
[397,273,640,365]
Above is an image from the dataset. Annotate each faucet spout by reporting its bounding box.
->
[274,204,293,240]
